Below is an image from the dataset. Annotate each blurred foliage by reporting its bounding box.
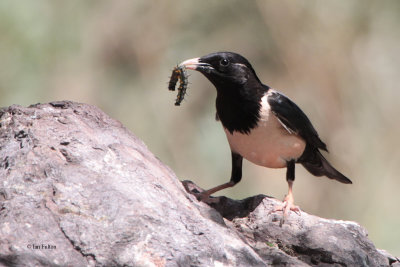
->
[1,0,399,256]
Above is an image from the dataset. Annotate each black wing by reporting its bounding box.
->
[267,89,328,152]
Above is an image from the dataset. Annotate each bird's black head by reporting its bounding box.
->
[179,52,269,134]
[180,52,262,92]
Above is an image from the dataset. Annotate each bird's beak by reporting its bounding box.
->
[179,57,200,70]
[179,57,213,72]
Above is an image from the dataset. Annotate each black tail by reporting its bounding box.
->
[300,148,352,184]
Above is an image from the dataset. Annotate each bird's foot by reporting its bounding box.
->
[271,194,301,227]
[195,192,220,204]
[181,180,220,204]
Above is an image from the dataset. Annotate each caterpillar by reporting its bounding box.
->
[175,67,188,106]
[168,65,188,106]
[168,66,180,91]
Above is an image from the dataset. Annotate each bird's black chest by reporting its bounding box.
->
[216,92,261,135]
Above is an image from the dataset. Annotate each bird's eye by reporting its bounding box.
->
[220,58,230,67]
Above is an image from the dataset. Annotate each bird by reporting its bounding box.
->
[178,51,352,225]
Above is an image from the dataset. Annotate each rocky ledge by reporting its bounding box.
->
[0,101,398,266]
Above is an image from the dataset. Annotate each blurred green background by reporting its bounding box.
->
[1,0,399,256]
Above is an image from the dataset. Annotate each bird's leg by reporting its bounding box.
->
[272,160,301,226]
[279,180,301,223]
[197,181,235,203]
[197,152,243,203]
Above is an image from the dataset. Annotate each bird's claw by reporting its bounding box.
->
[194,192,220,204]
[270,197,301,226]
[181,180,221,204]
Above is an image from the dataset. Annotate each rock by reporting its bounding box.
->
[182,181,399,266]
[0,101,397,267]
